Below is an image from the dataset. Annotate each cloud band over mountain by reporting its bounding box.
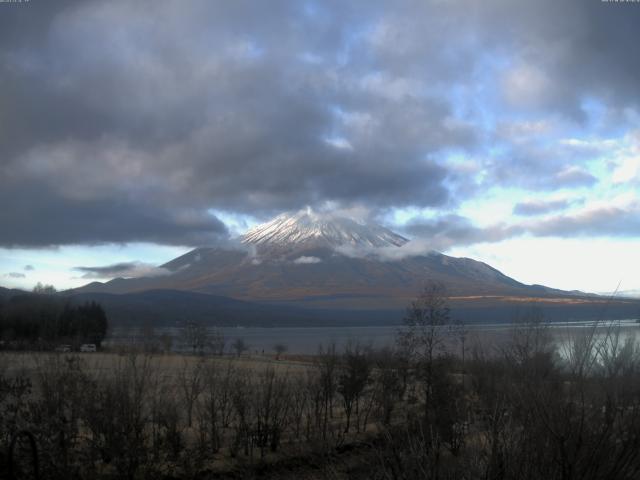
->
[74,262,172,279]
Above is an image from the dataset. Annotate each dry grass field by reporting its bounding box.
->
[0,350,314,379]
[4,317,640,479]
[0,347,398,478]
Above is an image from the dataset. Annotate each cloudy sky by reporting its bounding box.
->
[1,0,640,293]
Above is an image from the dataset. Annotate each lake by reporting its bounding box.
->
[105,319,640,355]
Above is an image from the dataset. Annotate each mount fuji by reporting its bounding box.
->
[241,209,408,249]
[70,209,640,326]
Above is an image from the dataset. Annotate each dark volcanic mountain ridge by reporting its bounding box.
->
[68,209,639,325]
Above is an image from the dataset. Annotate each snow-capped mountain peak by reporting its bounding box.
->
[240,209,408,249]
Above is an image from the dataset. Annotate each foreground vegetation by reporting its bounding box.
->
[2,285,640,479]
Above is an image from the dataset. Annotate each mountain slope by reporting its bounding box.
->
[68,210,640,324]
[74,210,586,312]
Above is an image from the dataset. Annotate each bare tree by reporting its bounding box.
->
[503,307,555,382]
[338,342,371,433]
[33,282,57,295]
[178,358,205,427]
[181,321,209,354]
[397,281,454,414]
[210,327,226,356]
[315,343,339,442]
[274,343,287,360]
[232,338,248,357]
[252,367,291,456]
[159,333,173,354]
[372,347,409,425]
[82,354,153,479]
[197,359,235,453]
[230,369,253,457]
[289,375,309,440]
[139,323,158,353]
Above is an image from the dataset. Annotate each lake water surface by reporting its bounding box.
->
[106,320,640,355]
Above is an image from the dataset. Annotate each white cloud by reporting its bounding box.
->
[293,256,322,264]
[449,237,640,293]
[612,157,640,184]
[324,136,353,150]
[337,239,435,262]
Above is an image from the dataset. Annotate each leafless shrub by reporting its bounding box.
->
[289,375,309,441]
[178,357,205,428]
[197,359,236,454]
[274,343,287,360]
[232,337,249,357]
[210,327,226,356]
[81,354,153,479]
[315,344,339,443]
[181,321,209,354]
[29,354,90,478]
[398,281,457,418]
[371,347,409,425]
[4,310,640,480]
[252,366,292,456]
[338,342,372,433]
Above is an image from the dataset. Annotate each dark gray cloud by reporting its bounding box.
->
[0,1,638,247]
[74,261,171,279]
[403,214,521,251]
[0,183,229,247]
[469,0,640,118]
[24,265,34,271]
[529,203,640,238]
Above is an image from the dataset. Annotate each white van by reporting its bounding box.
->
[80,343,97,352]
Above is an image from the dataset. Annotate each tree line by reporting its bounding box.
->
[0,286,108,348]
